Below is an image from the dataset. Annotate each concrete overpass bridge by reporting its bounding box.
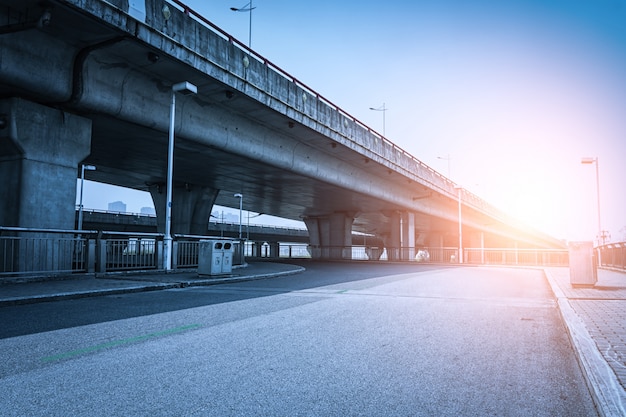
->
[0,0,564,265]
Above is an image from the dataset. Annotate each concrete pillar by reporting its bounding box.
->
[304,212,354,260]
[426,233,447,263]
[0,98,92,229]
[467,231,484,264]
[268,242,280,258]
[150,184,218,236]
[402,212,416,261]
[252,241,263,257]
[385,212,401,261]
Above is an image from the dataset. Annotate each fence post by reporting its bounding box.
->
[156,240,164,270]
[97,239,107,273]
[87,238,96,273]
[172,241,179,270]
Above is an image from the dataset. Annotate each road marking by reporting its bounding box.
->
[41,324,202,363]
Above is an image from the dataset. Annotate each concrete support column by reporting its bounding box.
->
[252,241,263,257]
[268,242,280,258]
[0,98,92,229]
[386,212,401,261]
[304,212,354,260]
[150,184,218,236]
[402,212,416,261]
[427,233,447,263]
[465,231,485,264]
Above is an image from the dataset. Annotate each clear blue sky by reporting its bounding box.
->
[81,0,626,242]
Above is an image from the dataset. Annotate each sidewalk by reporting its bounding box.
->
[545,267,626,417]
[0,262,305,307]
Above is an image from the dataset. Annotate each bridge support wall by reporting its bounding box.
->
[0,98,91,229]
[149,184,218,236]
[305,213,354,260]
[402,212,416,261]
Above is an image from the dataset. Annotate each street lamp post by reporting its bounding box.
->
[234,193,243,240]
[230,1,256,49]
[581,156,607,245]
[78,164,96,231]
[437,154,451,179]
[454,185,463,264]
[164,81,197,271]
[369,103,387,137]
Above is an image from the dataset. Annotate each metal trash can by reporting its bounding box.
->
[222,241,233,274]
[568,241,597,286]
[198,240,224,275]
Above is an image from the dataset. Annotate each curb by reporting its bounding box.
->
[543,269,626,417]
[0,266,306,307]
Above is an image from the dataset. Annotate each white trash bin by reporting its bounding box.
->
[568,241,597,286]
[198,240,224,275]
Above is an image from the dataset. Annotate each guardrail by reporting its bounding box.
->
[247,243,569,266]
[0,227,241,278]
[598,242,626,270]
[1,226,573,278]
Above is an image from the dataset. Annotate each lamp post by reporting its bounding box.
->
[77,164,96,231]
[369,103,387,137]
[230,1,255,49]
[581,156,607,245]
[454,185,463,264]
[234,193,243,240]
[164,81,198,271]
[437,154,451,179]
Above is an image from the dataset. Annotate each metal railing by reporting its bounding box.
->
[0,227,243,278]
[598,242,626,270]
[1,226,574,278]
[245,243,569,266]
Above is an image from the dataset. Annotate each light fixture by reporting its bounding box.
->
[164,81,198,270]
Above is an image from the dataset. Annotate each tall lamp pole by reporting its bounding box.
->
[78,164,96,231]
[454,185,463,264]
[164,81,197,271]
[234,193,243,240]
[437,154,451,179]
[581,156,606,245]
[231,1,256,49]
[369,103,387,137]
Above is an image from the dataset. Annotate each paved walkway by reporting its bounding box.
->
[545,267,626,417]
[1,263,625,416]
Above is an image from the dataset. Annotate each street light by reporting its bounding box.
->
[369,103,387,137]
[234,193,243,240]
[454,185,463,264]
[164,81,198,271]
[581,156,607,245]
[437,154,451,179]
[230,1,256,49]
[77,164,96,231]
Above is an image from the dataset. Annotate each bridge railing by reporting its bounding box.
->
[597,242,626,270]
[0,227,243,278]
[248,243,569,267]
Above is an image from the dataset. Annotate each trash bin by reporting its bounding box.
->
[198,240,224,276]
[568,241,597,286]
[222,241,233,274]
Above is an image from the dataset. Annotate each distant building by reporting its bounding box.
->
[140,207,156,216]
[108,201,127,213]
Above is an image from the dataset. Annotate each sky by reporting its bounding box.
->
[79,0,626,242]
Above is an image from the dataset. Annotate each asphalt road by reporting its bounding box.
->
[0,262,598,416]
